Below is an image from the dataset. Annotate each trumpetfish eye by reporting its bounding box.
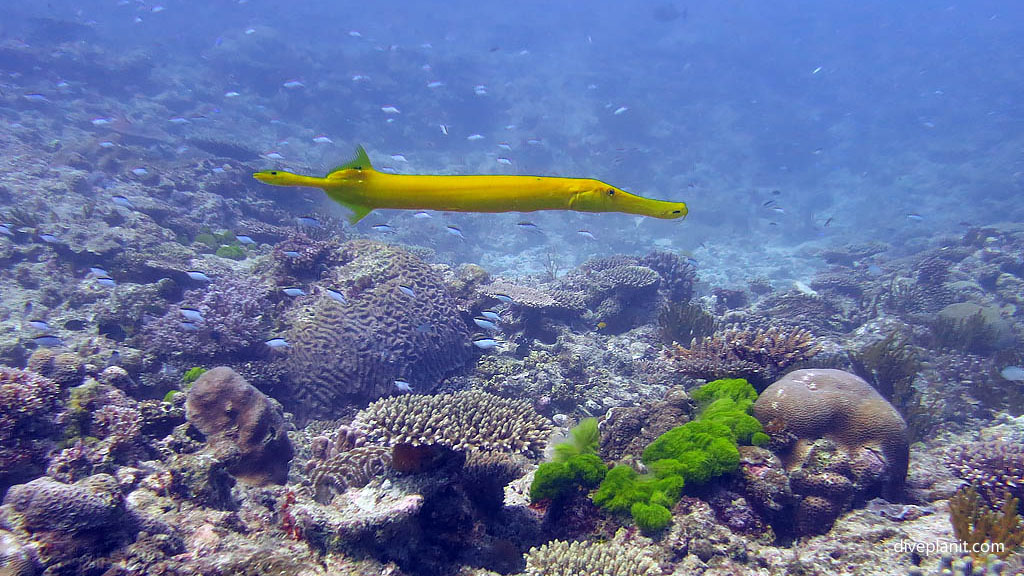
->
[607,188,615,196]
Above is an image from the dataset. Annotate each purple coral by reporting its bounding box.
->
[946,440,1024,508]
[140,275,275,361]
[0,367,61,492]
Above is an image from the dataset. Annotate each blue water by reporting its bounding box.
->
[6,0,1020,275]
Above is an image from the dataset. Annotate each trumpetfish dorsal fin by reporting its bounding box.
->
[328,145,373,175]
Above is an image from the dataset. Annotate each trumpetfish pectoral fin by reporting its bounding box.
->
[342,203,374,224]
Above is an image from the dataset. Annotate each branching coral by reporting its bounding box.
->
[354,390,551,457]
[949,486,1024,560]
[522,537,660,576]
[662,326,821,389]
[947,441,1024,509]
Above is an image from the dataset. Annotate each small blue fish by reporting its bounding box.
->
[413,212,432,219]
[371,224,394,232]
[89,267,109,277]
[479,310,501,322]
[96,277,117,287]
[111,196,134,209]
[282,250,301,258]
[27,320,51,331]
[180,308,204,322]
[398,285,416,297]
[131,167,149,177]
[282,287,305,297]
[296,216,320,227]
[1000,366,1024,382]
[493,294,513,304]
[23,93,50,103]
[517,221,539,230]
[236,235,256,245]
[265,338,290,348]
[472,337,499,349]
[906,213,924,222]
[446,225,464,239]
[186,271,212,282]
[0,223,12,236]
[473,316,498,331]
[325,289,347,304]
[394,380,413,392]
[38,233,59,243]
[33,335,62,347]
[577,230,595,239]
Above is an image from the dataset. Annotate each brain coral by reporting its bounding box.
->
[285,240,471,416]
[354,390,551,457]
[185,366,293,486]
[753,368,909,497]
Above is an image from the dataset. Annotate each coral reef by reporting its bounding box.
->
[753,369,909,534]
[353,389,551,457]
[285,240,472,416]
[594,379,766,534]
[185,366,293,486]
[662,326,821,389]
[946,440,1024,509]
[140,274,276,362]
[520,535,660,576]
[0,367,61,494]
[949,486,1023,560]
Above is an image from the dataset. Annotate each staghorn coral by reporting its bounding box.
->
[185,367,293,486]
[949,486,1024,561]
[354,389,551,457]
[0,367,61,493]
[946,440,1024,509]
[521,537,660,576]
[662,326,820,389]
[285,240,471,416]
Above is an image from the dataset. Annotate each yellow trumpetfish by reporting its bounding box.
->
[253,146,687,224]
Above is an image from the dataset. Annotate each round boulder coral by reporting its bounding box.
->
[752,369,909,534]
[185,366,293,486]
